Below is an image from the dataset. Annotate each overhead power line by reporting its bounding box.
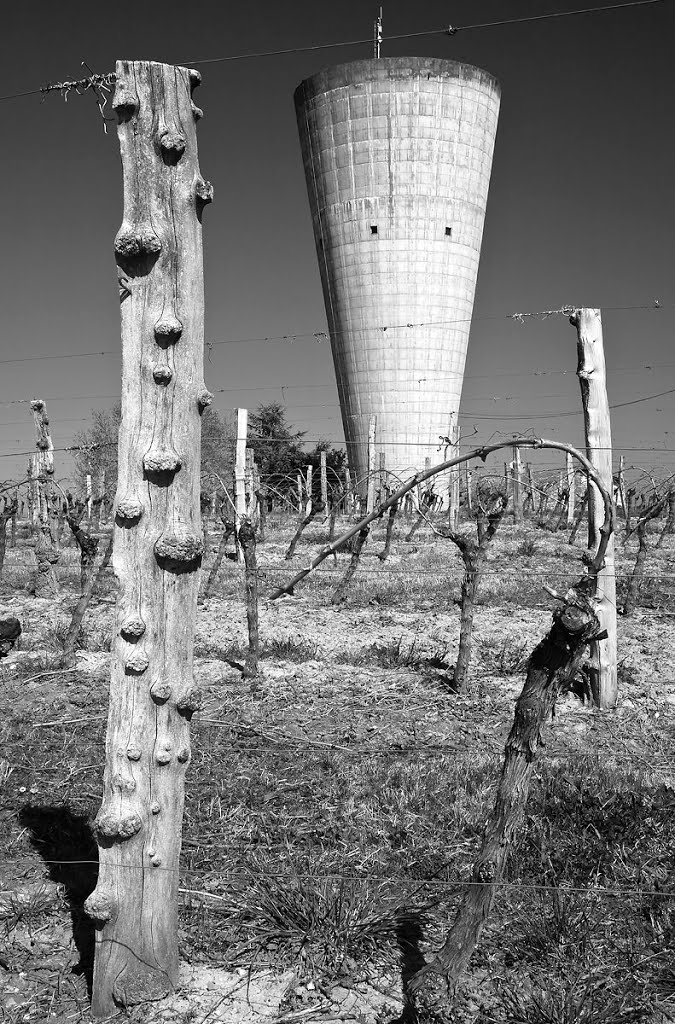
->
[0,1,664,103]
[180,1,665,66]
[0,301,668,368]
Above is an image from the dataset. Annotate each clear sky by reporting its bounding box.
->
[1,0,673,490]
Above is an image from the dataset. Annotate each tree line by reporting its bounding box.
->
[73,401,345,509]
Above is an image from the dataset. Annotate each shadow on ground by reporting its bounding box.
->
[19,804,98,993]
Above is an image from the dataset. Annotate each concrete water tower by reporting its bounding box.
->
[294,56,501,491]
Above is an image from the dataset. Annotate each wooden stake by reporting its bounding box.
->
[85,59,212,1016]
[344,467,353,515]
[366,414,377,515]
[512,445,522,524]
[570,307,617,709]
[448,419,460,530]
[305,464,313,516]
[320,450,328,508]
[234,408,247,562]
[527,463,535,514]
[566,452,575,527]
[378,450,386,505]
[617,455,627,519]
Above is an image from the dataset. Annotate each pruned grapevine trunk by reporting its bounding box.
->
[199,518,235,603]
[67,513,100,590]
[285,500,325,560]
[656,489,675,549]
[331,525,369,605]
[568,489,588,545]
[408,591,603,1009]
[239,519,260,678]
[84,59,212,1017]
[623,520,647,617]
[378,500,398,562]
[449,503,505,692]
[0,499,18,579]
[62,536,114,669]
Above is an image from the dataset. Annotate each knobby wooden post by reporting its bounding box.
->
[566,453,575,527]
[234,408,247,562]
[84,60,213,1017]
[26,454,38,530]
[366,414,377,515]
[30,399,57,541]
[570,307,617,708]
[0,497,18,578]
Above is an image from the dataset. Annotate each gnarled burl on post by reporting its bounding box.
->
[84,60,213,1018]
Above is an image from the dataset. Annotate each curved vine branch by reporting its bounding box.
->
[268,438,614,601]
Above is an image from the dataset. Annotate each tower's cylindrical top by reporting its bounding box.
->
[295,57,501,491]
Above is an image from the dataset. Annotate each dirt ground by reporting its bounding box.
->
[1,514,675,1022]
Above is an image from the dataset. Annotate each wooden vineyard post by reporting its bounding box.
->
[84,60,213,1017]
[617,455,627,520]
[234,408,247,562]
[30,399,57,541]
[512,444,522,524]
[26,454,38,529]
[448,417,460,530]
[378,450,386,504]
[344,467,353,515]
[566,452,575,526]
[305,464,313,515]
[320,450,328,508]
[527,463,535,515]
[366,414,377,515]
[296,472,303,513]
[570,308,617,708]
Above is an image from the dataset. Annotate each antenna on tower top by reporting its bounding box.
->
[374,7,383,59]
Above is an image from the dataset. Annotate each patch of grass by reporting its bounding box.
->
[500,968,654,1023]
[514,537,539,558]
[263,636,320,662]
[207,860,432,975]
[478,637,530,676]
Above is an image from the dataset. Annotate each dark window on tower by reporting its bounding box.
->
[445,226,452,237]
[370,225,378,235]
